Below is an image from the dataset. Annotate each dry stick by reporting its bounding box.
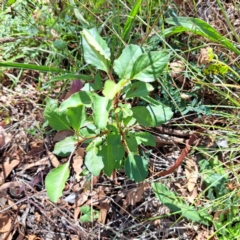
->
[156,128,205,177]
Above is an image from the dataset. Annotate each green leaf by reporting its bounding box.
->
[59,91,92,111]
[92,94,112,129]
[102,80,121,99]
[132,106,153,127]
[112,144,125,161]
[113,44,143,79]
[44,98,71,131]
[165,17,240,55]
[45,162,70,202]
[50,73,92,82]
[99,144,115,177]
[122,0,143,42]
[120,104,133,118]
[54,39,67,50]
[80,205,99,223]
[67,105,86,131]
[135,132,156,147]
[126,82,154,98]
[147,104,173,126]
[81,28,111,72]
[85,147,104,176]
[0,62,68,73]
[125,153,148,182]
[53,136,78,157]
[107,132,121,146]
[131,52,170,82]
[152,183,211,224]
[126,133,138,153]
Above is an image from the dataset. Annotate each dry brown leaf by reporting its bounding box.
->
[169,60,185,81]
[77,191,89,207]
[27,235,42,240]
[19,157,49,174]
[121,183,150,214]
[187,187,198,203]
[53,130,74,142]
[198,47,212,65]
[1,232,12,240]
[0,181,23,192]
[1,158,20,179]
[185,158,199,192]
[98,200,110,224]
[0,212,12,233]
[74,206,81,221]
[27,140,44,156]
[0,126,12,149]
[73,148,84,181]
[47,151,60,167]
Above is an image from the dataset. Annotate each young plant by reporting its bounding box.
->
[44,28,173,202]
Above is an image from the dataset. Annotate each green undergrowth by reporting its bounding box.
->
[0,0,240,238]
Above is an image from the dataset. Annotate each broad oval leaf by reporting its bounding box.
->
[44,98,71,131]
[126,82,154,98]
[146,104,173,126]
[92,94,112,129]
[102,80,122,99]
[45,162,70,202]
[113,44,143,79]
[135,132,156,147]
[99,144,115,177]
[125,152,148,182]
[85,147,104,176]
[131,51,170,82]
[132,106,153,127]
[53,136,78,157]
[59,91,92,111]
[81,28,110,72]
[67,105,86,131]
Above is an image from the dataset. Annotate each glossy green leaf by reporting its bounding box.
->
[113,44,143,79]
[126,82,154,98]
[67,105,86,131]
[107,132,121,146]
[126,134,138,153]
[99,144,115,177]
[165,17,240,55]
[112,144,125,161]
[152,183,211,224]
[59,91,92,111]
[125,153,148,182]
[44,98,71,131]
[0,62,68,73]
[135,132,156,147]
[132,106,153,127]
[53,136,78,157]
[146,104,173,126]
[102,80,121,99]
[131,52,170,82]
[85,147,104,176]
[92,94,112,129]
[45,162,70,202]
[81,28,111,72]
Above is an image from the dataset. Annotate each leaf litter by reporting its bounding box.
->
[1,2,240,239]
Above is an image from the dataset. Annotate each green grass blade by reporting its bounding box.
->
[0,62,68,73]
[165,17,240,55]
[122,0,142,42]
